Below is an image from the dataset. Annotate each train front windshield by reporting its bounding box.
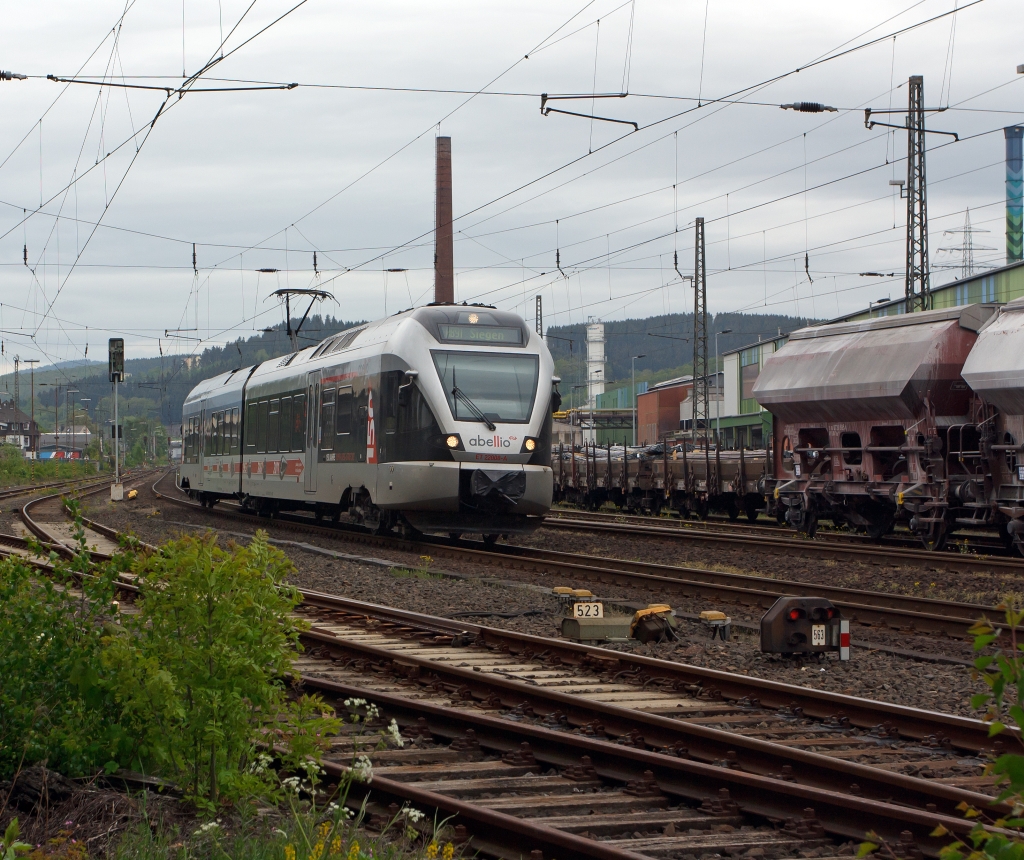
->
[432,351,539,424]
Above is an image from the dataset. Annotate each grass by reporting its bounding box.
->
[388,556,441,580]
[0,445,97,488]
[103,794,463,860]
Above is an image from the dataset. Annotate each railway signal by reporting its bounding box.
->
[109,337,124,500]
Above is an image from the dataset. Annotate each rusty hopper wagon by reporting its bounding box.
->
[752,304,997,551]
[961,296,1024,555]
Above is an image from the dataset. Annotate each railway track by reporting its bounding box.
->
[542,510,1023,573]
[547,507,1008,554]
[146,470,1002,641]
[15,468,1012,858]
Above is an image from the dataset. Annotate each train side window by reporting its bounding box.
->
[292,393,306,451]
[257,401,269,454]
[279,397,292,451]
[245,403,257,452]
[320,389,336,451]
[336,387,353,436]
[216,411,224,455]
[841,432,862,465]
[268,399,281,453]
[229,408,240,455]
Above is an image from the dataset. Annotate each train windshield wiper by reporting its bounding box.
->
[451,370,496,431]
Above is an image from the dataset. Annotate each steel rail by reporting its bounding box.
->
[296,588,1009,755]
[542,514,1024,572]
[546,508,1008,554]
[68,474,1004,754]
[306,674,988,857]
[32,470,1007,857]
[467,540,1001,636]
[148,471,998,639]
[299,621,993,819]
[19,470,158,556]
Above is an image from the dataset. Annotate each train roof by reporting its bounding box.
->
[961,296,1024,413]
[182,366,258,405]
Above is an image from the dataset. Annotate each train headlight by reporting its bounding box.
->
[520,437,538,454]
[446,435,460,449]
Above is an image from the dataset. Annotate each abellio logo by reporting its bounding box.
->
[469,435,512,448]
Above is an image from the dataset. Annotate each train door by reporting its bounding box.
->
[197,400,207,486]
[305,371,319,493]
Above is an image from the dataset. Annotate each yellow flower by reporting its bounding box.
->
[330,836,343,856]
[443,842,455,860]
[347,842,360,860]
[319,823,331,838]
[311,840,325,860]
[284,846,297,860]
[426,843,439,859]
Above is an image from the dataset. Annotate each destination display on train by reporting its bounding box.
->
[438,324,523,344]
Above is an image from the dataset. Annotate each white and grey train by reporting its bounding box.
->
[178,305,558,540]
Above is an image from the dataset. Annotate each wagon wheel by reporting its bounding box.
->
[726,499,740,521]
[803,510,819,539]
[744,500,760,523]
[919,520,948,552]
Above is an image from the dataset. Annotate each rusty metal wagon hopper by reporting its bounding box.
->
[752,305,992,424]
[962,297,1024,551]
[753,305,995,549]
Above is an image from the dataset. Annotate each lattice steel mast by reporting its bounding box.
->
[692,217,708,442]
[905,75,930,312]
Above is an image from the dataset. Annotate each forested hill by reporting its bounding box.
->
[545,312,818,387]
[0,315,364,429]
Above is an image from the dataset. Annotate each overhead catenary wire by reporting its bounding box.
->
[3,0,1009,364]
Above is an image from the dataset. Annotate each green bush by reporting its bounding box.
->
[0,526,128,778]
[104,531,339,805]
[0,525,338,807]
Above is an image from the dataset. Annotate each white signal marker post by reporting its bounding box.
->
[839,619,850,661]
[109,338,124,501]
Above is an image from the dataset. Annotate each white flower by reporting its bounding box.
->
[326,802,339,814]
[343,698,367,708]
[402,806,425,824]
[280,776,303,794]
[273,829,288,838]
[365,704,380,721]
[300,759,324,780]
[349,755,373,784]
[387,719,405,748]
[249,753,273,775]
[193,821,220,836]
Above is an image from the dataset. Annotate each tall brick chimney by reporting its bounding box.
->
[434,136,455,303]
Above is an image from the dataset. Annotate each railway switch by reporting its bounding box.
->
[760,597,849,660]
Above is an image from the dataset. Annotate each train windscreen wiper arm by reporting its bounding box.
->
[451,385,496,431]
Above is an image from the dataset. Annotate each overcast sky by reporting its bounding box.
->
[1,0,1022,369]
